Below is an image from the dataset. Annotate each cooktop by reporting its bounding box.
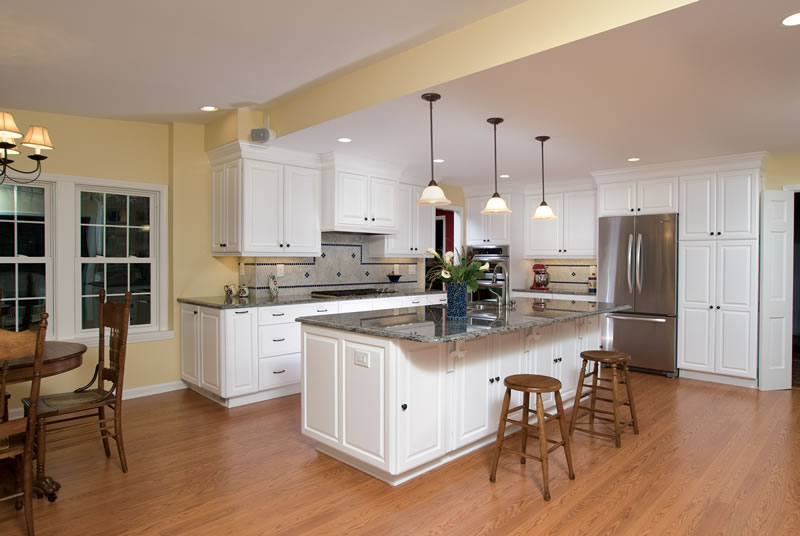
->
[310,288,399,299]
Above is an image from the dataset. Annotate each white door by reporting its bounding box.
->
[563,190,597,256]
[369,176,398,230]
[487,193,512,245]
[396,343,447,473]
[717,171,758,240]
[759,190,793,390]
[415,186,435,254]
[223,161,241,253]
[524,193,562,257]
[180,305,199,385]
[211,165,226,253]
[388,184,414,255]
[677,242,716,372]
[225,309,258,397]
[637,177,678,214]
[336,172,369,227]
[597,181,636,216]
[242,160,283,255]
[199,308,223,396]
[284,165,321,255]
[715,241,758,378]
[453,337,494,448]
[465,197,487,245]
[679,174,716,241]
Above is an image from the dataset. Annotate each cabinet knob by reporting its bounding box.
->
[563,250,567,253]
[716,306,720,310]
[372,217,375,221]
[489,378,495,383]
[279,244,284,248]
[193,311,197,315]
[287,244,291,248]
[630,209,634,212]
[709,305,713,309]
[495,376,500,382]
[553,358,558,363]
[637,208,641,212]
[717,232,721,236]
[709,232,714,236]
[401,403,407,411]
[364,217,368,221]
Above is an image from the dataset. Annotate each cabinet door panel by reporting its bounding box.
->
[302,332,339,443]
[225,309,258,397]
[488,193,511,245]
[336,172,369,226]
[717,172,757,239]
[396,343,446,473]
[211,166,226,252]
[242,161,283,254]
[524,194,562,257]
[528,326,555,406]
[679,174,716,241]
[180,305,199,385]
[563,191,597,256]
[679,242,715,307]
[715,309,756,378]
[284,165,321,254]
[369,176,397,230]
[716,241,757,310]
[637,177,678,214]
[388,184,413,254]
[199,309,223,396]
[223,162,240,252]
[466,197,487,245]
[415,186,435,253]
[598,182,635,216]
[491,332,523,425]
[556,322,580,401]
[678,306,715,372]
[453,337,493,448]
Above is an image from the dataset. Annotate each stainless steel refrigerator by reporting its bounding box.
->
[598,213,678,376]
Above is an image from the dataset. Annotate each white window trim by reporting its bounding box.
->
[38,172,171,343]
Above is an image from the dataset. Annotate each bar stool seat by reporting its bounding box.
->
[489,374,575,501]
[569,350,639,448]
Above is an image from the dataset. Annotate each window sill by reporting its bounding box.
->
[64,329,175,348]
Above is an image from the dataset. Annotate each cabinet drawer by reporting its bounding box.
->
[403,295,426,307]
[258,354,301,390]
[372,296,406,310]
[259,323,301,357]
[426,293,447,305]
[258,301,339,324]
[338,299,373,313]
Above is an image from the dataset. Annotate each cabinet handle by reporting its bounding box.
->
[599,345,604,349]
[717,232,721,236]
[630,209,634,212]
[272,338,285,342]
[709,305,713,309]
[287,244,291,248]
[495,376,500,382]
[317,308,328,313]
[280,244,284,247]
[716,306,720,310]
[234,311,248,315]
[221,243,227,247]
[553,358,558,363]
[401,403,407,411]
[193,311,197,315]
[364,217,368,221]
[709,232,714,236]
[411,300,420,304]
[372,217,375,221]
[563,250,567,253]
[637,208,641,211]
[272,313,285,317]
[273,369,286,374]
[489,378,495,383]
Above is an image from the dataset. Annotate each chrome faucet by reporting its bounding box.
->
[491,262,511,308]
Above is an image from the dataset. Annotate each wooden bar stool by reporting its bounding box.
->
[569,350,639,447]
[489,374,575,501]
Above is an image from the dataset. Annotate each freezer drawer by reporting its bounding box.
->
[601,313,677,375]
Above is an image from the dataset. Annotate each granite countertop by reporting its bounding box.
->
[176,288,443,309]
[297,298,630,343]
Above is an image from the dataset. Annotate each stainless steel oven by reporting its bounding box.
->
[468,245,509,302]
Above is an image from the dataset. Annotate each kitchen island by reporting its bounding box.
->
[298,298,628,485]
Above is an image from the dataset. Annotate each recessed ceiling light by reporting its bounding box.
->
[199,105,218,112]
[499,174,510,178]
[433,158,445,163]
[627,157,641,162]
[337,137,352,143]
[782,12,800,26]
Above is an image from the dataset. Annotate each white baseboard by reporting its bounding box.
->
[185,383,300,408]
[679,370,757,389]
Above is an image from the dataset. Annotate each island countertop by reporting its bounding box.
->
[297,298,629,343]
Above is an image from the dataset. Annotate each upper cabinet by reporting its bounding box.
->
[209,142,322,257]
[465,195,511,246]
[370,183,434,258]
[679,170,759,241]
[524,190,596,258]
[597,177,678,217]
[321,154,399,234]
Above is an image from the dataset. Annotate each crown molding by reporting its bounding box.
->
[206,140,321,168]
[592,151,768,184]
[320,152,404,179]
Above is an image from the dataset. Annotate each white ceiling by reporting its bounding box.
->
[0,0,522,122]
[272,0,800,189]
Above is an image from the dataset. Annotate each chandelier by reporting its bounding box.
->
[0,111,54,185]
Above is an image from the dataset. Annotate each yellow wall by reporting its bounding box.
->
[765,153,800,190]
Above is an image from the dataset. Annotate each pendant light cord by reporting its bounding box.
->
[493,122,498,195]
[540,138,546,201]
[429,99,435,186]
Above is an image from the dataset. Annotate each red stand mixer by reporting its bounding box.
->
[530,264,551,291]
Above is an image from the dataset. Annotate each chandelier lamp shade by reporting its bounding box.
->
[0,111,54,184]
[481,117,511,215]
[531,135,556,220]
[416,93,451,206]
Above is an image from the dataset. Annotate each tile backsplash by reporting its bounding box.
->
[239,232,420,298]
[521,258,597,295]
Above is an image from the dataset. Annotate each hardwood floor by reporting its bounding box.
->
[1,372,798,535]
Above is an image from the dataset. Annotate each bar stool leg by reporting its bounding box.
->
[535,393,551,501]
[520,392,530,464]
[489,387,512,482]
[589,361,600,425]
[624,364,640,434]
[569,358,588,435]
[611,364,622,448]
[554,390,575,480]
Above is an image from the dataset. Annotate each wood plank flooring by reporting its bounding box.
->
[1,372,798,535]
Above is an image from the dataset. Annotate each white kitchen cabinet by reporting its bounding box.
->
[679,170,758,241]
[284,165,323,253]
[211,161,241,254]
[370,183,434,258]
[526,326,556,406]
[322,167,399,234]
[426,293,447,305]
[199,308,224,396]
[597,178,677,217]
[524,190,596,258]
[452,336,494,449]
[180,304,200,385]
[225,309,259,397]
[677,240,758,379]
[369,176,398,231]
[489,332,525,425]
[338,299,374,313]
[241,160,283,255]
[465,195,511,246]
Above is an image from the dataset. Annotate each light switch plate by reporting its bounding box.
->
[393,264,399,274]
[408,264,417,275]
[277,264,285,276]
[239,263,245,276]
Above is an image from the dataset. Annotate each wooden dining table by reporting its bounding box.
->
[5,340,87,500]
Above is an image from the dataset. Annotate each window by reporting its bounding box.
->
[0,184,51,331]
[78,189,155,331]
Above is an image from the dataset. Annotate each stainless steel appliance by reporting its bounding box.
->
[468,245,510,302]
[598,214,678,376]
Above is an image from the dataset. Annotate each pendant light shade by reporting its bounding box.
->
[481,117,511,215]
[531,135,557,220]
[416,93,451,207]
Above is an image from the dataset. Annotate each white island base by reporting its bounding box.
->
[301,315,600,485]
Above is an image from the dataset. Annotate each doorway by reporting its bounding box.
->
[427,207,463,290]
[793,193,800,388]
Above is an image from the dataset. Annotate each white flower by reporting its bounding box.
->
[480,262,490,272]
[426,248,437,255]
[441,270,451,279]
[444,251,455,265]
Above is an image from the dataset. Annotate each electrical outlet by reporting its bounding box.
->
[239,263,245,277]
[408,264,417,275]
[393,264,399,274]
[277,264,285,276]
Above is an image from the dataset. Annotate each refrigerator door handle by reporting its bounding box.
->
[626,234,634,294]
[606,315,666,323]
[635,233,643,293]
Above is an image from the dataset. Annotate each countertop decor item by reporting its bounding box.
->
[481,117,512,215]
[531,136,557,220]
[268,274,279,298]
[387,273,401,283]
[224,284,236,298]
[238,284,249,298]
[0,111,55,185]
[426,248,490,319]
[416,93,451,206]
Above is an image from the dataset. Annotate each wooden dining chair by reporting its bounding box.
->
[24,291,131,500]
[0,312,48,536]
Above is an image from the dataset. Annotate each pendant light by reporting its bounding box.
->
[481,117,511,215]
[531,135,556,220]
[416,93,451,206]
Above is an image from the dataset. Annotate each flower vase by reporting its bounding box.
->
[446,282,468,319]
